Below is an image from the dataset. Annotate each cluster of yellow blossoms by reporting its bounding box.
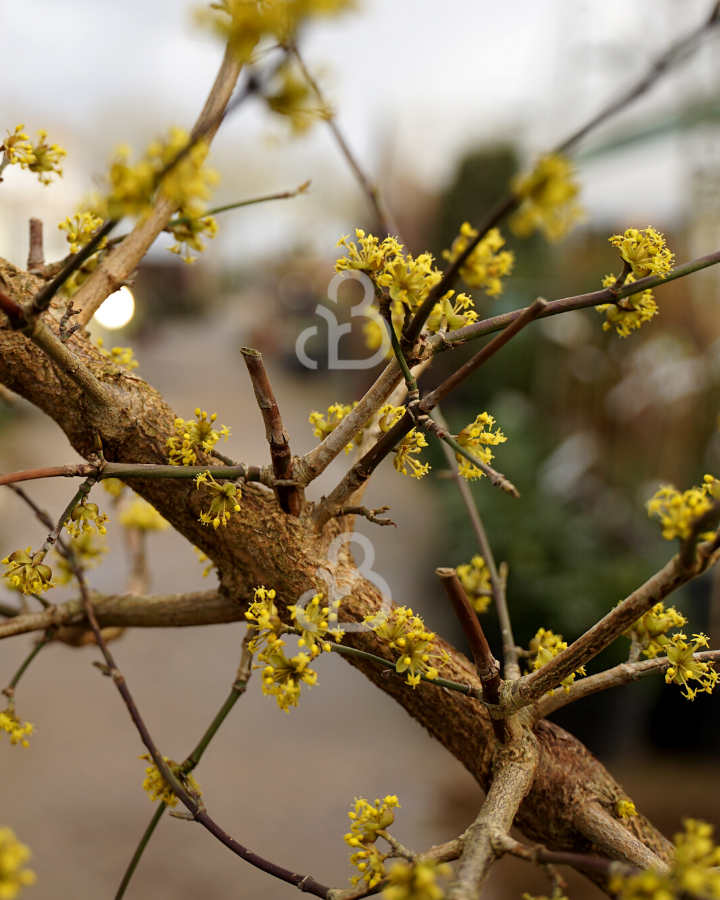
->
[66,501,109,538]
[613,820,720,900]
[0,709,34,748]
[596,273,657,338]
[624,602,688,659]
[309,403,357,454]
[97,338,139,371]
[345,795,400,888]
[616,800,638,819]
[442,225,514,297]
[425,290,478,334]
[118,498,169,532]
[245,586,341,711]
[1,123,65,184]
[58,211,107,255]
[167,408,231,466]
[195,471,242,528]
[54,533,107,584]
[455,412,507,480]
[664,633,717,701]
[610,226,674,279]
[166,211,219,264]
[456,555,493,614]
[197,0,353,65]
[646,476,719,541]
[378,405,430,479]
[140,755,202,807]
[384,860,451,900]
[0,827,36,899]
[510,154,584,242]
[1,549,54,595]
[527,628,586,694]
[364,606,450,687]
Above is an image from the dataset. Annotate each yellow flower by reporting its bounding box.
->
[378,405,430,479]
[646,484,715,541]
[54,533,107,585]
[65,501,109,538]
[624,602,687,659]
[425,291,478,334]
[528,628,585,694]
[287,593,342,654]
[0,710,34,748]
[140,755,201,807]
[245,586,285,653]
[97,338,139,370]
[335,230,401,275]
[119,498,169,532]
[102,478,126,499]
[344,796,400,888]
[309,403,355,453]
[455,412,507,481]
[1,548,54,595]
[596,272,658,338]
[456,555,493,613]
[510,153,584,242]
[665,633,718,701]
[609,227,674,279]
[194,546,216,578]
[257,646,318,712]
[0,827,36,898]
[26,129,66,184]
[195,471,241,528]
[365,607,450,687]
[1,125,35,168]
[383,860,451,900]
[377,251,442,312]
[442,225,514,296]
[166,208,218,264]
[616,800,638,819]
[166,408,230,466]
[58,211,106,254]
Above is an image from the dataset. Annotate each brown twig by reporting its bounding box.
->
[332,506,396,527]
[240,347,303,516]
[27,218,45,273]
[493,833,638,879]
[679,503,720,571]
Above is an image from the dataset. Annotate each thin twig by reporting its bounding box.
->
[432,408,519,680]
[331,506,396,527]
[240,347,303,516]
[27,218,45,273]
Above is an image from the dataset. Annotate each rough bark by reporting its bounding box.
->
[0,256,673,888]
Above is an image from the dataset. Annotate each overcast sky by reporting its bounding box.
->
[2,0,720,266]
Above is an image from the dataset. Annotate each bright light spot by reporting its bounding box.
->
[94,286,135,330]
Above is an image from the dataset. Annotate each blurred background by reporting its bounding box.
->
[2,0,720,897]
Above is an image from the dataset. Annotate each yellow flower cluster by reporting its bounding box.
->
[65,501,109,538]
[97,338,139,370]
[119,498,169,532]
[613,820,720,900]
[596,273,658,338]
[609,227,674,279]
[624,602,687,659]
[646,481,717,541]
[456,555,493,614]
[425,290,478,334]
[528,628,586,694]
[309,403,356,454]
[0,827,36,899]
[616,800,638,819]
[140,755,201,807]
[378,405,430,479]
[266,61,327,134]
[1,549,54,595]
[54,533,107,585]
[665,633,717,701]
[58,211,106,254]
[166,212,218,264]
[442,224,514,296]
[383,860,452,900]
[365,607,450,687]
[2,124,65,184]
[287,593,342,655]
[195,471,241,528]
[344,796,399,888]
[455,412,507,481]
[245,586,285,653]
[0,710,34,748]
[167,408,231,466]
[197,0,354,65]
[102,478,126,498]
[258,647,318,712]
[510,153,584,242]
